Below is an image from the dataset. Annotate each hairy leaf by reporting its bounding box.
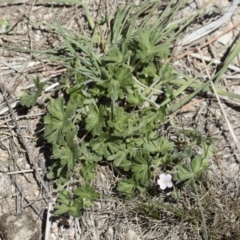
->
[52,131,80,170]
[85,105,106,135]
[75,184,100,207]
[102,47,123,63]
[44,99,76,144]
[131,151,151,186]
[143,136,174,154]
[117,179,136,198]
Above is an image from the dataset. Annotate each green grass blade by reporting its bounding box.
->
[214,39,240,84]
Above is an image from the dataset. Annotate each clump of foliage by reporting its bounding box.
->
[20,1,214,218]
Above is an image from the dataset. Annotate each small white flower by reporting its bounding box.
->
[157,173,173,190]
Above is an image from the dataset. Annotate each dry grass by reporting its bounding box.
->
[0,0,239,239]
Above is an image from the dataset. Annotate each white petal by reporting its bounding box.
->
[159,183,167,190]
[157,179,162,186]
[157,179,166,190]
[166,174,172,180]
[167,181,173,188]
[159,173,166,180]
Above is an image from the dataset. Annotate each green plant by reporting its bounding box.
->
[20,77,44,107]
[20,1,215,218]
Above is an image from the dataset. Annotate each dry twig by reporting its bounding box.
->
[0,81,50,198]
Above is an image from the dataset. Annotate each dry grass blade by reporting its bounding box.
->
[190,53,240,72]
[176,19,240,59]
[179,0,240,46]
[197,48,240,158]
[210,82,240,155]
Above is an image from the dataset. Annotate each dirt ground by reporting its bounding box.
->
[0,0,240,239]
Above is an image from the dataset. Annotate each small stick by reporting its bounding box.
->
[0,82,51,198]
[9,138,20,213]
[7,168,42,175]
[0,59,19,72]
[44,201,53,240]
[11,178,43,219]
